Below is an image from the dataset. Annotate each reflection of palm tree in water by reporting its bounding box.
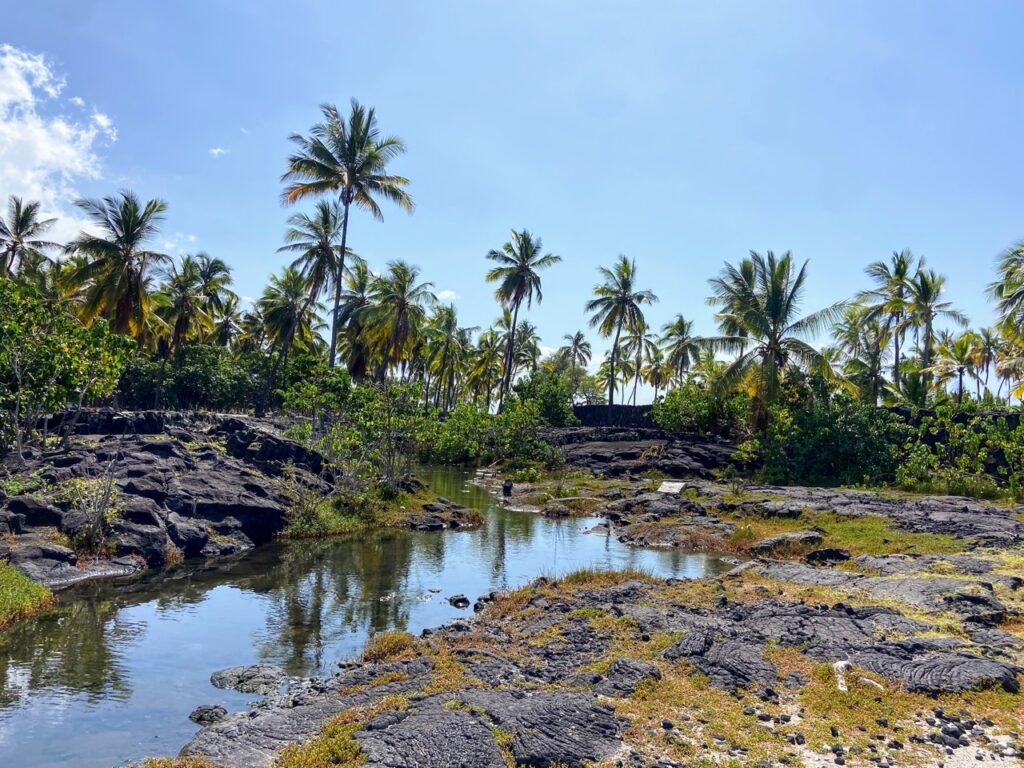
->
[0,599,134,708]
[253,534,416,675]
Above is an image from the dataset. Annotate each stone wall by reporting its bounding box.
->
[572,404,654,428]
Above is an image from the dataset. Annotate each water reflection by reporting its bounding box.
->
[0,467,732,768]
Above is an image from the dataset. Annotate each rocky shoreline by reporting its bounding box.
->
[161,469,1023,768]
[3,420,1023,766]
[0,412,479,591]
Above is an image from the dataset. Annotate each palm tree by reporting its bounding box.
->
[660,314,702,384]
[193,252,236,316]
[158,256,212,353]
[425,305,476,410]
[559,331,592,369]
[364,260,435,379]
[926,331,979,403]
[211,295,243,347]
[829,304,890,403]
[256,267,321,414]
[65,191,170,339]
[907,268,967,374]
[513,320,541,377]
[989,242,1024,329]
[484,229,561,409]
[860,249,920,387]
[643,347,674,401]
[585,255,657,412]
[236,307,268,355]
[337,260,374,381]
[621,323,659,405]
[281,100,414,369]
[708,256,755,354]
[0,196,59,277]
[705,251,845,425]
[467,329,504,409]
[277,200,355,354]
[973,326,1000,397]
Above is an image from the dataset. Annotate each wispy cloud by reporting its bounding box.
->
[0,44,118,242]
[161,232,198,255]
[208,146,228,158]
[436,289,458,302]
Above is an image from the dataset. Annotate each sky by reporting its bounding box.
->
[2,1,1023,391]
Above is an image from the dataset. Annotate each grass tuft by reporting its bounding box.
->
[0,562,53,630]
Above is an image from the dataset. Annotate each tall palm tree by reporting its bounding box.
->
[0,196,59,277]
[277,199,355,354]
[585,255,657,411]
[365,260,435,379]
[660,314,702,384]
[907,268,967,374]
[281,100,414,369]
[705,251,845,424]
[559,331,592,370]
[860,249,920,387]
[65,191,170,339]
[484,229,561,408]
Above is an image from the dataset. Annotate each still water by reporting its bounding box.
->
[0,467,731,768]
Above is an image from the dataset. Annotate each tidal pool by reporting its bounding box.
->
[0,467,731,768]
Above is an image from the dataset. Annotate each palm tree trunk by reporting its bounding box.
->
[893,320,901,387]
[608,317,623,421]
[498,301,520,411]
[328,199,351,368]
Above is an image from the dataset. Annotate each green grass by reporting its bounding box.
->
[275,695,409,768]
[0,562,53,630]
[724,510,964,557]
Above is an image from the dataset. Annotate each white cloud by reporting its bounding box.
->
[540,345,557,358]
[161,231,198,255]
[208,146,228,158]
[436,289,458,302]
[0,44,117,243]
[239,127,249,134]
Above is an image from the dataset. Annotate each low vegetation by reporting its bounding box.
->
[0,562,54,630]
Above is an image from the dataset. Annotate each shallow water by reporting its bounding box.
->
[0,467,731,768]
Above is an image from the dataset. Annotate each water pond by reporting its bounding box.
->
[0,467,732,768]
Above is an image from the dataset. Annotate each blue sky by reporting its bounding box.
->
[3,1,1023,370]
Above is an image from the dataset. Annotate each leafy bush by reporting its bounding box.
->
[118,344,264,411]
[740,395,912,486]
[0,280,134,458]
[651,379,750,438]
[418,399,552,467]
[511,370,579,427]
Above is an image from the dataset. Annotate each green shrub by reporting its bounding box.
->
[652,380,750,438]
